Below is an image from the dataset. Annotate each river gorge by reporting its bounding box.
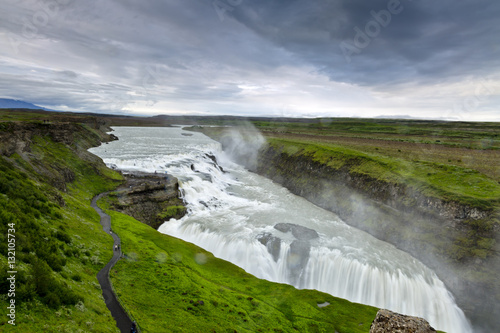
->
[90,126,473,333]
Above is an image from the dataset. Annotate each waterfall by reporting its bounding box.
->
[159,217,470,333]
[90,126,473,333]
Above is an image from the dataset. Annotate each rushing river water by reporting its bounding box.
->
[90,126,472,333]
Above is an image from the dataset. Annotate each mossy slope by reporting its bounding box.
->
[268,138,500,210]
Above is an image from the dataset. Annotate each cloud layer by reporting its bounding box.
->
[0,0,499,120]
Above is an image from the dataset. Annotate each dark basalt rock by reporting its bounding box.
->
[274,223,319,241]
[257,232,282,262]
[257,224,318,285]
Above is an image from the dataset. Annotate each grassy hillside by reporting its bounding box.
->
[0,122,123,332]
[98,197,379,333]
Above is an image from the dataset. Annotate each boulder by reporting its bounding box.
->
[257,232,281,262]
[274,223,319,240]
[370,309,436,333]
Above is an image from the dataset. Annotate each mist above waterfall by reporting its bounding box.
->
[219,122,266,171]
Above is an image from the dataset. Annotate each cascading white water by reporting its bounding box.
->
[90,126,473,333]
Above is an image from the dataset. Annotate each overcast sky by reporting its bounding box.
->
[0,0,499,120]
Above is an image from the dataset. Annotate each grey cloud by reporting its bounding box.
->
[55,70,78,79]
[232,0,500,86]
[0,0,498,119]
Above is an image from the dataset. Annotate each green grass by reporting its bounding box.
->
[267,138,500,210]
[254,118,500,149]
[157,205,187,220]
[99,199,378,333]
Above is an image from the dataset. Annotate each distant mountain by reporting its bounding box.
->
[0,98,50,110]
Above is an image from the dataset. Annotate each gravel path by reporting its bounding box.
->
[92,193,135,333]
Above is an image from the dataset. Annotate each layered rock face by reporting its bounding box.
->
[0,120,117,193]
[0,119,114,156]
[110,172,186,229]
[370,309,436,333]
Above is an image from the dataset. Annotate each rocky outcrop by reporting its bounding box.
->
[257,233,282,262]
[109,172,186,229]
[257,223,319,285]
[257,147,492,224]
[274,223,319,240]
[370,309,436,333]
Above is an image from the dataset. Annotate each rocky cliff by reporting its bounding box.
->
[0,120,117,192]
[0,118,127,331]
[108,172,186,229]
[253,144,499,332]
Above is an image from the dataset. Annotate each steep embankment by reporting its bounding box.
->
[255,138,500,331]
[0,120,123,332]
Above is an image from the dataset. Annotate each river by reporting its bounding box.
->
[89,126,472,333]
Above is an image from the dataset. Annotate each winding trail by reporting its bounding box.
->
[91,193,134,333]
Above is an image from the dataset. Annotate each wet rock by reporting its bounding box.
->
[205,153,225,172]
[289,240,311,266]
[287,240,311,285]
[111,172,185,229]
[257,232,281,262]
[274,223,319,240]
[369,309,436,333]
